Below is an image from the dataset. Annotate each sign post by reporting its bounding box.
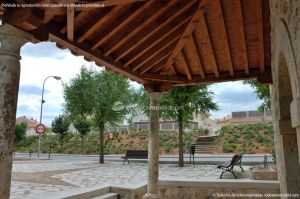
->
[36,124,46,158]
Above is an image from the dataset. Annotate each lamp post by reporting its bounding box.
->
[38,75,61,158]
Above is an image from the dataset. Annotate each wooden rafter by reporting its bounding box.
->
[165,2,203,73]
[132,34,181,71]
[142,68,272,84]
[112,0,198,61]
[43,8,66,23]
[123,16,192,67]
[76,0,147,9]
[140,45,175,74]
[67,7,74,42]
[91,0,153,50]
[195,12,219,78]
[17,11,146,83]
[256,0,265,73]
[236,0,249,74]
[178,50,192,80]
[216,0,234,76]
[189,34,205,79]
[149,58,168,73]
[77,5,125,43]
[103,0,178,57]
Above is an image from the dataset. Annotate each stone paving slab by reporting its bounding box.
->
[10,160,251,199]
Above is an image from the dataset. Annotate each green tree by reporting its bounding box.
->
[244,80,271,111]
[138,85,218,167]
[73,119,91,152]
[63,67,133,163]
[51,115,70,150]
[14,122,27,149]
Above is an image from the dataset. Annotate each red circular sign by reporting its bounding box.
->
[35,124,46,135]
[108,132,114,140]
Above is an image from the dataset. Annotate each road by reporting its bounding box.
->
[14,152,273,165]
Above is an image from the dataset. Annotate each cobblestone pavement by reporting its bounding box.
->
[11,160,251,199]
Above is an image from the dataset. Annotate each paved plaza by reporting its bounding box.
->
[10,159,251,199]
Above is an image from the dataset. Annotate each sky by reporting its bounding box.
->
[17,41,262,126]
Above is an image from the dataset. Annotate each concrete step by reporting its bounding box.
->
[90,193,118,199]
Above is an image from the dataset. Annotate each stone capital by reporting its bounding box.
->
[0,24,33,59]
[147,92,162,102]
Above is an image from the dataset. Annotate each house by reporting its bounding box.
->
[16,116,39,136]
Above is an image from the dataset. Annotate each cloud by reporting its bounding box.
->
[19,85,49,96]
[21,42,69,59]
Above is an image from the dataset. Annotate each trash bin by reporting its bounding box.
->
[189,145,195,164]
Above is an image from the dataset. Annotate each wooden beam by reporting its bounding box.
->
[123,16,192,67]
[216,0,234,76]
[146,58,168,74]
[110,0,198,60]
[142,68,272,85]
[256,0,265,73]
[103,0,178,57]
[18,11,146,84]
[139,51,173,75]
[189,34,205,79]
[236,0,249,74]
[195,12,219,78]
[132,34,181,71]
[178,50,192,80]
[77,5,125,43]
[165,2,203,73]
[76,0,147,9]
[44,8,66,23]
[67,7,74,42]
[91,0,153,50]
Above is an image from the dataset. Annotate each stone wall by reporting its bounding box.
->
[269,0,300,195]
[158,180,280,199]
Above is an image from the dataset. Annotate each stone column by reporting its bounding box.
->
[143,92,162,199]
[0,24,32,198]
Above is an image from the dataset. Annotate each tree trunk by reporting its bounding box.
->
[81,134,84,153]
[178,114,184,167]
[99,122,104,164]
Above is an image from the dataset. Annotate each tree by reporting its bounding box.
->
[244,80,271,111]
[51,115,70,150]
[14,122,27,149]
[63,67,133,163]
[73,119,91,152]
[137,84,218,167]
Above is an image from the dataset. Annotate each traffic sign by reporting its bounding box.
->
[108,132,114,140]
[35,123,46,135]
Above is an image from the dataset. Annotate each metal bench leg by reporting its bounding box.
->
[220,169,237,179]
[239,165,244,172]
[123,158,125,165]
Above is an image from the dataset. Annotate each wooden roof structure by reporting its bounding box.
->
[1,0,271,92]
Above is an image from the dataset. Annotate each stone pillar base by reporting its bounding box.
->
[142,193,159,199]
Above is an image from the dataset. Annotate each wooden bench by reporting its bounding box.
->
[121,150,148,165]
[217,153,244,179]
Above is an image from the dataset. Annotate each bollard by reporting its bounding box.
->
[263,154,268,168]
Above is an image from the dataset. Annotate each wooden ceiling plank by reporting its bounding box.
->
[178,51,192,80]
[123,16,192,67]
[197,12,219,78]
[189,34,205,79]
[150,58,168,73]
[44,8,66,23]
[91,0,153,50]
[67,7,74,42]
[256,0,265,73]
[165,2,203,73]
[217,0,234,76]
[103,0,179,57]
[140,51,173,75]
[132,35,181,71]
[236,0,249,74]
[112,0,197,61]
[77,5,124,43]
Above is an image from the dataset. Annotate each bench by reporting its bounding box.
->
[121,150,148,165]
[217,153,244,179]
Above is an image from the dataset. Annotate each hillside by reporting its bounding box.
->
[16,123,274,155]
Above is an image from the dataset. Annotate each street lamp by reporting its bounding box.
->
[38,75,61,158]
